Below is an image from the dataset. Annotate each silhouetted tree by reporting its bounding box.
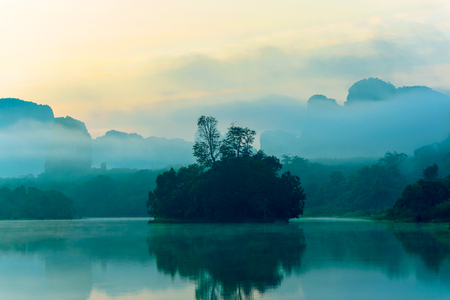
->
[148,117,306,222]
[148,154,305,222]
[193,116,222,168]
[220,125,256,158]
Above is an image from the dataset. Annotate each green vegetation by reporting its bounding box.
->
[279,135,450,222]
[1,115,450,221]
[384,172,450,222]
[0,168,163,218]
[0,186,73,219]
[282,152,407,216]
[147,116,306,222]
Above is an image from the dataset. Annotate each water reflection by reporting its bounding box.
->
[0,219,171,300]
[391,224,450,273]
[45,255,93,300]
[147,224,306,300]
[0,219,449,299]
[298,221,407,278]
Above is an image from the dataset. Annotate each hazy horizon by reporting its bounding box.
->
[1,0,449,140]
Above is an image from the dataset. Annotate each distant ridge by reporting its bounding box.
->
[345,78,444,105]
[260,78,450,158]
[0,98,54,126]
[93,130,195,169]
[45,116,93,176]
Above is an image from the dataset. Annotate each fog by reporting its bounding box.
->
[92,130,194,169]
[0,119,53,177]
[0,77,449,177]
[105,94,307,147]
[261,79,450,158]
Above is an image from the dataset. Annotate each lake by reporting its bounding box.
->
[0,218,449,299]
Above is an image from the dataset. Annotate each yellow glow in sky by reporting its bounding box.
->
[0,0,449,138]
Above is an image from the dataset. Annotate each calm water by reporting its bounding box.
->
[0,218,449,300]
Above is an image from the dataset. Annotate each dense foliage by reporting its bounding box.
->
[0,186,73,219]
[149,116,305,222]
[0,168,162,217]
[278,135,450,218]
[293,152,407,216]
[385,175,450,222]
[281,156,379,213]
[148,152,306,222]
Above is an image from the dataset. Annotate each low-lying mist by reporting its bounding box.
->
[261,78,450,158]
[0,78,449,178]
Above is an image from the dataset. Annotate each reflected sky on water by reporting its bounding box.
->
[0,218,449,299]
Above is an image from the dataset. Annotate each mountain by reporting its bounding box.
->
[0,98,55,177]
[92,130,195,169]
[0,97,194,177]
[345,78,440,105]
[0,98,54,126]
[44,116,92,176]
[260,78,450,158]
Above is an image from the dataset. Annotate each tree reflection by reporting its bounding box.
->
[147,224,306,300]
[392,225,450,273]
[0,220,152,300]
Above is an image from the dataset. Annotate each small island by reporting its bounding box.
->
[147,116,306,223]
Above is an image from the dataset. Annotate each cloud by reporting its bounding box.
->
[261,84,450,159]
[100,95,307,149]
[2,11,448,145]
[79,25,450,142]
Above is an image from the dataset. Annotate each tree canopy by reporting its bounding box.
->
[148,118,306,222]
[385,175,450,222]
[220,124,256,158]
[0,186,73,219]
[305,151,408,216]
[192,116,258,166]
[193,116,221,168]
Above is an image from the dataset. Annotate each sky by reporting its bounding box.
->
[0,0,449,140]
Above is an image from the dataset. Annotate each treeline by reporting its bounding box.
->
[280,153,404,216]
[148,154,305,222]
[148,116,306,222]
[0,168,163,218]
[281,134,450,218]
[385,165,450,222]
[0,186,73,219]
[72,170,160,217]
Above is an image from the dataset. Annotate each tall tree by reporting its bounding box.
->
[221,124,256,158]
[193,116,222,168]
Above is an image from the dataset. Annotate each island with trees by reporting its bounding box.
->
[147,116,306,223]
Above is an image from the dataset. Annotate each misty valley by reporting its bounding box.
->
[1,78,450,299]
[1,78,450,222]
